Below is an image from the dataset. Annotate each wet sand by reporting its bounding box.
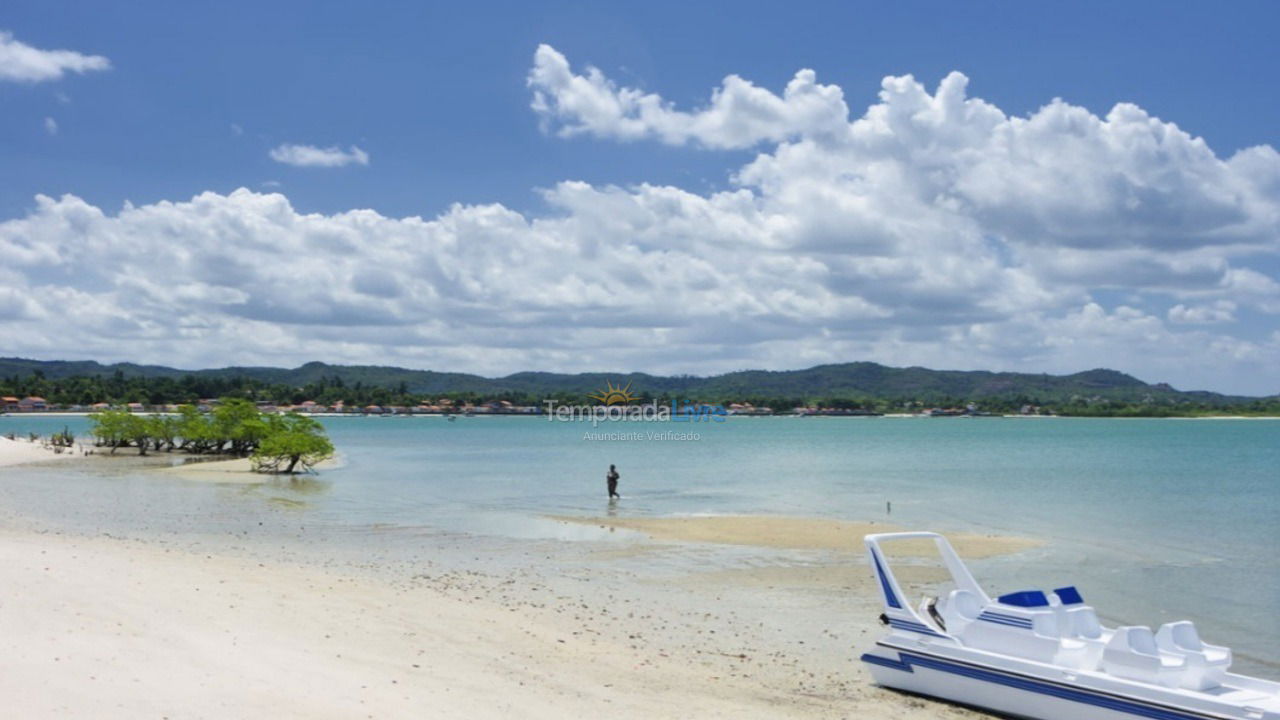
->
[550,514,1039,558]
[681,562,952,593]
[157,454,342,483]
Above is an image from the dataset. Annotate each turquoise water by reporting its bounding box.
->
[2,414,1278,673]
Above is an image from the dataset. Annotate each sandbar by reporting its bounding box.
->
[551,514,1038,558]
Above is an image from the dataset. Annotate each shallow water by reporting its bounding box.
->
[2,413,1277,675]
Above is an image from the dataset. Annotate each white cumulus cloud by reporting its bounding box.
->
[0,30,110,83]
[2,48,1279,394]
[528,44,849,149]
[269,143,370,168]
[1168,301,1237,325]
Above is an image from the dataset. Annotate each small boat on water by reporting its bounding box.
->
[861,532,1280,720]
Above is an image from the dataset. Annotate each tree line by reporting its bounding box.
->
[5,371,1279,417]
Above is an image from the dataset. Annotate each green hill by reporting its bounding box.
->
[0,356,1265,406]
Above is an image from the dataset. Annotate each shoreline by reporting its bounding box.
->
[6,411,1280,420]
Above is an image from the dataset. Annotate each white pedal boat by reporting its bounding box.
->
[861,532,1280,720]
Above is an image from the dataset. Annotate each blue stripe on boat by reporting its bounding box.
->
[978,612,1033,628]
[977,614,1029,625]
[872,552,901,609]
[979,614,1031,624]
[979,615,1032,624]
[887,618,946,638]
[981,611,1024,619]
[861,649,1218,720]
[983,614,1034,625]
[980,611,1032,622]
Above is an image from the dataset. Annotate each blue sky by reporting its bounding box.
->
[4,1,1276,218]
[2,1,1279,393]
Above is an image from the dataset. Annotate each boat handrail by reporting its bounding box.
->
[865,532,991,611]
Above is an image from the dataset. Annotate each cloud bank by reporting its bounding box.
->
[269,144,370,168]
[3,45,1279,393]
[0,30,110,83]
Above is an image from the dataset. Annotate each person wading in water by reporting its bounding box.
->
[606,464,620,500]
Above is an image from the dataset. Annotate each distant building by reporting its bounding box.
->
[2,396,19,412]
[726,402,773,415]
[18,396,47,411]
[126,402,145,413]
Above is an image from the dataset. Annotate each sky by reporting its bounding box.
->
[1,1,1278,394]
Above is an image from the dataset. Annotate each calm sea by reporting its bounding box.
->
[2,413,1277,674]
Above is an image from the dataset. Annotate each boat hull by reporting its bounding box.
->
[858,533,1279,720]
[863,646,1225,720]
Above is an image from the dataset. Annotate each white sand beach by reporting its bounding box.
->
[0,524,1001,720]
[0,437,77,468]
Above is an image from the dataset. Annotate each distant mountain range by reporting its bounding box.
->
[0,357,1267,404]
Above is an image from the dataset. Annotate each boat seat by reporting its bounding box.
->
[1103,626,1186,688]
[1053,586,1085,606]
[1049,590,1107,669]
[938,589,982,638]
[1156,621,1231,690]
[1045,586,1106,643]
[1056,635,1105,670]
[1063,605,1103,639]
